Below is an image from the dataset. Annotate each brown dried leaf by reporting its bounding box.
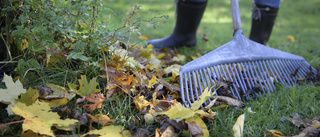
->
[185,121,203,136]
[210,96,245,108]
[134,128,150,137]
[161,125,177,137]
[87,114,115,126]
[287,113,304,128]
[83,93,106,112]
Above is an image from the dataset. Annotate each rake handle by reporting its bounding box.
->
[231,0,242,31]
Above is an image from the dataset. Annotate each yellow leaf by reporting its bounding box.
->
[164,64,181,76]
[133,95,151,111]
[161,103,195,122]
[191,88,212,111]
[0,73,26,115]
[81,125,131,137]
[149,55,162,69]
[68,75,100,97]
[39,98,68,108]
[156,53,165,59]
[287,35,298,42]
[10,100,78,136]
[185,116,209,137]
[16,88,39,106]
[233,113,245,137]
[139,35,151,40]
[148,75,157,88]
[267,130,285,137]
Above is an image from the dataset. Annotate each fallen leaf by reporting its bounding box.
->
[287,113,304,127]
[233,113,245,137]
[155,128,161,137]
[185,116,209,137]
[191,88,214,111]
[185,121,204,136]
[87,114,115,126]
[83,93,106,112]
[134,128,150,137]
[0,73,27,115]
[203,34,208,41]
[72,109,88,125]
[148,75,157,88]
[161,125,177,137]
[164,64,181,76]
[16,88,39,106]
[10,100,78,136]
[292,126,320,137]
[133,95,151,112]
[68,75,100,97]
[21,130,47,137]
[267,130,285,137]
[287,35,298,42]
[39,98,68,108]
[81,125,131,137]
[210,96,245,108]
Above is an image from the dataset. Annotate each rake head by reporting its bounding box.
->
[179,30,317,107]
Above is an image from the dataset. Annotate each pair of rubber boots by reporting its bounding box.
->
[146,0,279,50]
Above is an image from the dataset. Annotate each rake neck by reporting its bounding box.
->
[231,0,242,31]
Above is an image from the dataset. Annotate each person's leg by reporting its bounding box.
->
[146,0,207,50]
[249,0,281,45]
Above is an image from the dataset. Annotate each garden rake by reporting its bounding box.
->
[179,0,318,107]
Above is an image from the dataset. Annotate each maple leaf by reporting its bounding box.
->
[10,100,78,136]
[87,114,115,126]
[99,54,127,71]
[83,93,106,112]
[16,88,39,106]
[0,73,27,115]
[102,71,135,95]
[81,125,131,137]
[68,75,100,97]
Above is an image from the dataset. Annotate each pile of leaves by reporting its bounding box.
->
[0,42,247,137]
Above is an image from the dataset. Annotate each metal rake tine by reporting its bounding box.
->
[213,66,221,81]
[188,72,195,103]
[267,60,287,86]
[249,61,266,94]
[283,60,299,85]
[240,62,254,91]
[198,69,208,106]
[256,61,272,92]
[225,64,242,99]
[275,60,295,86]
[209,67,219,96]
[232,63,248,99]
[273,59,292,86]
[182,73,192,107]
[236,63,249,93]
[260,60,276,91]
[191,72,201,101]
[218,65,236,100]
[202,68,213,103]
[280,60,297,85]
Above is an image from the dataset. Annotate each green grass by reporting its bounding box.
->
[105,0,320,136]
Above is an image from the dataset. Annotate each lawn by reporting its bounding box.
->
[0,0,319,136]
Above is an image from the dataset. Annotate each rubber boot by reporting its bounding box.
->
[146,0,207,50]
[249,4,279,45]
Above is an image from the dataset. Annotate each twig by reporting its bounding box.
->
[0,33,12,60]
[1,120,24,127]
